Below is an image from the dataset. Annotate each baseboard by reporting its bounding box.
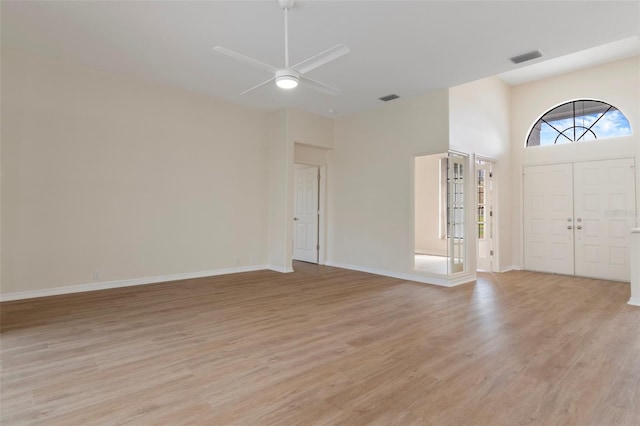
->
[325,261,476,287]
[447,272,478,286]
[0,265,271,302]
[628,297,640,307]
[499,265,522,273]
[268,265,294,273]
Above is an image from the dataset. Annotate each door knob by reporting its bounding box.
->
[577,225,582,230]
[567,225,573,230]
[293,217,298,221]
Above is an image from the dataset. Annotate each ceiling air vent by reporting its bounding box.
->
[379,94,400,102]
[510,50,543,64]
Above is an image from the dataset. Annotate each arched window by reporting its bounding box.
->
[526,99,632,147]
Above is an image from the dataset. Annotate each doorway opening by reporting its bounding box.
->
[293,164,321,264]
[414,152,467,275]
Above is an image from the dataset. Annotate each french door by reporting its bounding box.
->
[476,160,494,272]
[448,154,465,274]
[524,158,636,281]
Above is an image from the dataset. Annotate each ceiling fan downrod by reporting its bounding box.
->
[279,0,295,68]
[279,0,296,87]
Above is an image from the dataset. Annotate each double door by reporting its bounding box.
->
[524,158,636,281]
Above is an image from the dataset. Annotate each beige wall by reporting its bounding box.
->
[449,76,512,271]
[1,50,270,294]
[294,143,328,166]
[266,109,293,272]
[288,108,334,150]
[328,90,449,274]
[414,154,447,256]
[510,56,640,268]
[291,108,332,238]
[449,76,511,159]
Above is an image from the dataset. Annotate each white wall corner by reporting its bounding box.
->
[628,297,640,307]
[500,265,522,273]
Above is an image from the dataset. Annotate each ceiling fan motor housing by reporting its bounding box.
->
[275,69,299,89]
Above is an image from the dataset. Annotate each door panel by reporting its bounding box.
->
[293,165,319,263]
[476,161,493,272]
[524,163,574,275]
[448,155,465,274]
[574,158,636,281]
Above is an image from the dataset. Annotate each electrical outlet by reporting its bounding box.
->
[93,270,101,281]
[250,255,255,264]
[235,256,240,265]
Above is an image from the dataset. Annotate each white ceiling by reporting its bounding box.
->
[498,36,640,86]
[2,1,639,117]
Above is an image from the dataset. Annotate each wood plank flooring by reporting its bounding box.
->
[1,262,639,425]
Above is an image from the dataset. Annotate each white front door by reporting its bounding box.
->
[293,165,319,263]
[524,158,637,281]
[523,163,575,275]
[574,158,636,281]
[476,160,493,272]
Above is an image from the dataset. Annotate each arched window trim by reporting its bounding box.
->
[525,98,633,147]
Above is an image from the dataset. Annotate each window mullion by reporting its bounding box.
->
[576,106,612,142]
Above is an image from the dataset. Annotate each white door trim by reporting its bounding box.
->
[318,165,327,265]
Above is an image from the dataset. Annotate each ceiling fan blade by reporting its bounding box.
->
[292,44,350,74]
[213,46,278,74]
[300,76,341,96]
[240,77,275,95]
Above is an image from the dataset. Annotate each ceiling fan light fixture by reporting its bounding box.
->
[275,69,299,89]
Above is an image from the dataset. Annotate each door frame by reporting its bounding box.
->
[293,163,327,265]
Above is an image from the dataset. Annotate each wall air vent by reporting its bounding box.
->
[510,50,543,64]
[379,94,400,102]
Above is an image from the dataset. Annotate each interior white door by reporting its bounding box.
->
[293,165,319,263]
[574,158,636,281]
[523,163,575,275]
[476,160,493,272]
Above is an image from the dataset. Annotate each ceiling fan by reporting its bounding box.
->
[213,0,349,96]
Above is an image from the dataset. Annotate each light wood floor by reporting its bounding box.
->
[1,263,639,425]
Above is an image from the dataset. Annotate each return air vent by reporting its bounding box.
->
[510,50,543,64]
[379,94,399,102]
